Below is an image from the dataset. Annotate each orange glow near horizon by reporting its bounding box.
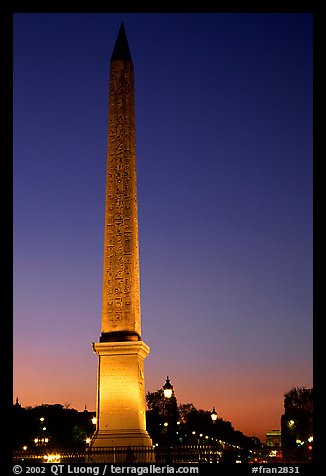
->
[13,350,312,443]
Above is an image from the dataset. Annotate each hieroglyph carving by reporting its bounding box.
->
[102,61,141,336]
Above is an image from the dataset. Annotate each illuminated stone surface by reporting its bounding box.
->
[101,23,141,341]
[91,23,152,450]
[92,341,151,447]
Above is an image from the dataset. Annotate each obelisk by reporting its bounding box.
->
[91,23,152,449]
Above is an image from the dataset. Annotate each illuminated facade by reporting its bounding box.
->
[266,430,281,448]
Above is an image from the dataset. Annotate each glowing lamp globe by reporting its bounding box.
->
[163,376,173,399]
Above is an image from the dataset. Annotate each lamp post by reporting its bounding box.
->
[211,407,218,423]
[163,376,173,399]
[85,437,91,448]
[162,377,174,444]
[162,376,175,460]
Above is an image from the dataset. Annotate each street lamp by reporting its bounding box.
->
[211,407,218,423]
[163,376,173,399]
[162,376,174,444]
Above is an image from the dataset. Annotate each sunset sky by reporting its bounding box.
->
[13,12,313,442]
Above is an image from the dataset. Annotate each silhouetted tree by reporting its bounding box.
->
[12,403,95,450]
[281,387,313,462]
[146,390,258,457]
[284,387,313,413]
[146,389,180,444]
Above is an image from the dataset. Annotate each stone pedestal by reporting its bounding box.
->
[90,340,152,448]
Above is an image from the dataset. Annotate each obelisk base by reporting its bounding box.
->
[91,429,152,447]
[90,340,152,452]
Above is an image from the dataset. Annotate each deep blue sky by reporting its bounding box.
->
[13,13,313,441]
